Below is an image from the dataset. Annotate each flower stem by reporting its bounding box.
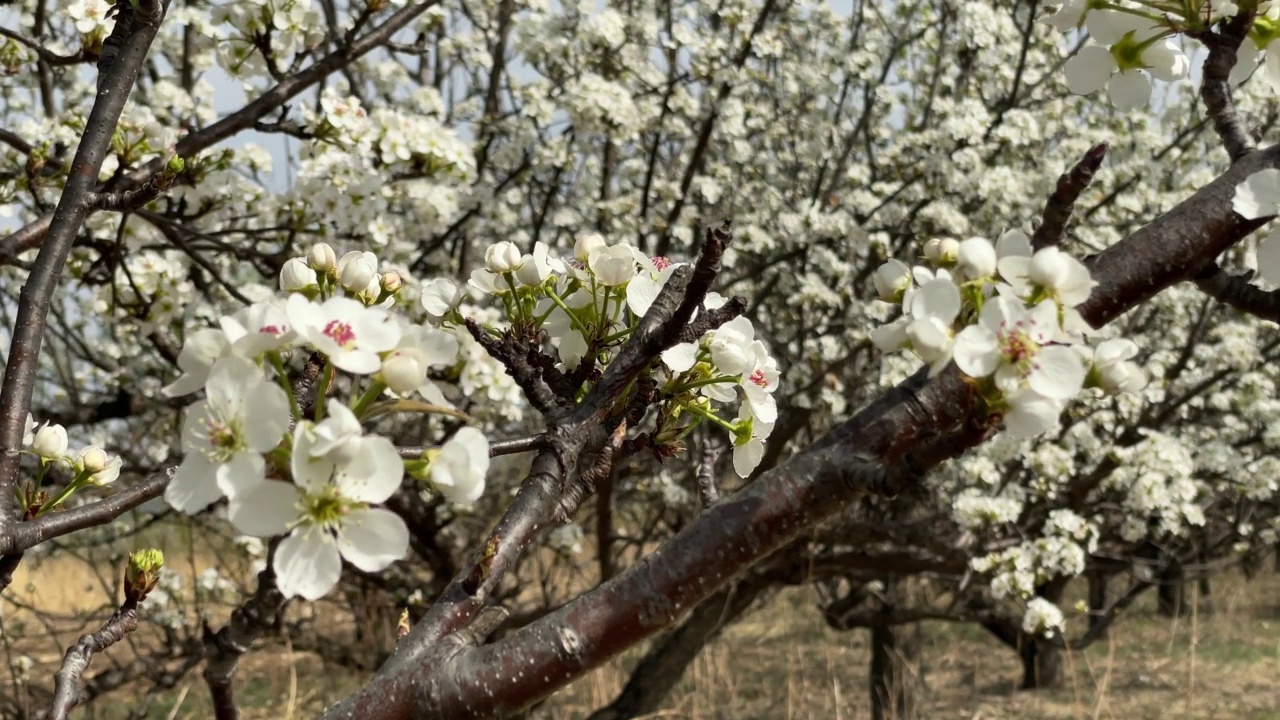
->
[351,380,388,418]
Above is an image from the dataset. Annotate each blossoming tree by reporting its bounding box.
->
[1,0,1279,718]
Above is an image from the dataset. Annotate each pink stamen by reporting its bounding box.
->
[652,256,673,271]
[324,319,357,348]
[749,369,768,388]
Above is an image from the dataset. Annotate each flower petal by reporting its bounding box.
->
[334,436,404,504]
[274,530,343,601]
[336,507,410,572]
[166,455,224,513]
[1029,346,1086,399]
[953,326,1000,378]
[229,480,299,537]
[1234,168,1280,220]
[1257,231,1280,284]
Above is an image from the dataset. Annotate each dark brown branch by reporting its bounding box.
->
[0,26,88,67]
[48,598,141,720]
[320,142,1280,720]
[0,0,170,543]
[1060,579,1154,650]
[1,469,172,557]
[555,420,625,522]
[1194,11,1256,163]
[1193,262,1280,323]
[0,0,442,260]
[398,433,547,459]
[203,548,289,720]
[1030,142,1108,250]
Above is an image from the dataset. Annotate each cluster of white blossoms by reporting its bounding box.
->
[14,413,122,518]
[1047,1,1280,110]
[870,230,1147,438]
[161,243,490,600]
[423,234,780,477]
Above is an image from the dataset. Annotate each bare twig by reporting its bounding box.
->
[1193,262,1280,323]
[0,469,172,567]
[0,0,170,544]
[1194,11,1256,163]
[1030,143,1108,251]
[48,598,141,720]
[0,0,442,262]
[398,433,546,459]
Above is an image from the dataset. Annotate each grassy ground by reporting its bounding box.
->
[3,555,1279,720]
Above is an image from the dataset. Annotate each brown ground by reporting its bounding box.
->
[3,554,1278,719]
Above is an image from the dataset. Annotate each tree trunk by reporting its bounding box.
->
[869,621,917,720]
[1018,637,1063,689]
[1086,570,1108,634]
[1157,560,1189,617]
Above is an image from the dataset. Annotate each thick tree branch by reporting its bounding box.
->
[203,550,289,720]
[319,143,1280,719]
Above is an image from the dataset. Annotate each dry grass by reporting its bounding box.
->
[3,554,1279,720]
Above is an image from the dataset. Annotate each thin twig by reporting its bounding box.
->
[1194,11,1256,164]
[1031,143,1108,251]
[48,598,141,720]
[1193,262,1280,322]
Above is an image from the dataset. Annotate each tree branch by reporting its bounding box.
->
[1193,262,1280,323]
[318,143,1280,719]
[0,0,170,544]
[1030,143,1108,250]
[202,548,288,720]
[1195,11,1256,164]
[48,597,141,720]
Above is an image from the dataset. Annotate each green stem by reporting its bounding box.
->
[351,380,388,418]
[316,361,335,422]
[684,403,737,434]
[269,352,301,422]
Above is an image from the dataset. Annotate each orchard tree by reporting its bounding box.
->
[1,0,1279,718]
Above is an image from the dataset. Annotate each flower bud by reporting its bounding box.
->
[484,241,523,273]
[279,257,318,292]
[308,242,337,272]
[380,350,426,394]
[574,233,607,263]
[955,237,997,280]
[381,271,403,294]
[32,423,68,460]
[80,447,122,486]
[80,446,110,474]
[124,548,165,603]
[339,252,377,293]
[872,259,911,302]
[923,238,959,264]
[1029,247,1069,289]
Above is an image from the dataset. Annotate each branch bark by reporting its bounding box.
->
[318,144,1280,719]
[0,0,170,546]
[48,597,141,720]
